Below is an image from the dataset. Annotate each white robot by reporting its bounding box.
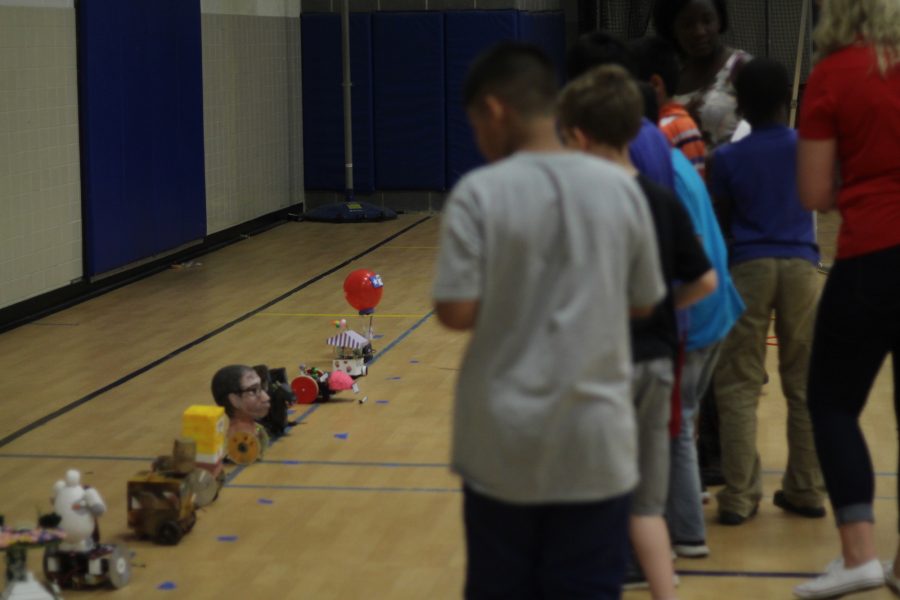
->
[42,470,130,590]
[52,470,106,552]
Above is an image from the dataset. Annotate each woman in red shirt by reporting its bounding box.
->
[797,0,900,598]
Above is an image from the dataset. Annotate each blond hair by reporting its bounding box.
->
[815,0,900,74]
[557,64,643,148]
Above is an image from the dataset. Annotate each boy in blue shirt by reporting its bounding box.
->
[708,58,826,525]
[630,36,746,558]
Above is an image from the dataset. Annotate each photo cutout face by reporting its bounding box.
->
[231,370,270,420]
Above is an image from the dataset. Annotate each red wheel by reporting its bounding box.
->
[291,375,319,404]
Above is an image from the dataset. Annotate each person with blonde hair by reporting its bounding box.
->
[795,0,900,597]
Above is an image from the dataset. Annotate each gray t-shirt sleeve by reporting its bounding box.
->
[626,182,667,308]
[433,186,483,302]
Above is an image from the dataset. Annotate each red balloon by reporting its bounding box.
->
[343,269,384,314]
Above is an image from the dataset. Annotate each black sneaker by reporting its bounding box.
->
[774,490,826,518]
[718,503,759,526]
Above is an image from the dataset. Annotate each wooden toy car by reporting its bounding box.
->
[126,472,197,545]
[152,438,222,507]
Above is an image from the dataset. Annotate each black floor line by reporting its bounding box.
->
[0,216,432,449]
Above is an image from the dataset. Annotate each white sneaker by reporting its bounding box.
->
[794,558,884,599]
[884,560,900,596]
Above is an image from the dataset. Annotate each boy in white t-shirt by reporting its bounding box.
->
[433,43,665,599]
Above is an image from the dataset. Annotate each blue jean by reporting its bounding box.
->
[807,244,900,527]
[666,342,720,543]
[463,486,632,600]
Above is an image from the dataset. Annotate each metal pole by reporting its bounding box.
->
[789,0,810,128]
[341,0,354,199]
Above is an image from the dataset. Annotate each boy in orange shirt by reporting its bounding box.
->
[630,36,707,178]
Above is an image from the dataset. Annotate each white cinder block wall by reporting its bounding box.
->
[202,0,304,234]
[0,0,82,310]
[0,0,306,313]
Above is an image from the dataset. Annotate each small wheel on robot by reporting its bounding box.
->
[291,375,320,404]
[42,545,61,584]
[106,544,132,588]
[227,429,263,465]
[186,469,219,508]
[157,520,183,546]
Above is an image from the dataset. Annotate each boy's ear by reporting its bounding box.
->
[482,94,506,121]
[564,126,592,151]
[649,74,666,98]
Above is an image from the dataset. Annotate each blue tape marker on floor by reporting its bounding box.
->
[386,376,402,381]
[334,433,349,440]
[375,400,389,405]
[282,460,301,465]
[372,334,385,339]
[409,360,419,364]
[258,498,274,505]
[157,581,177,590]
[217,535,238,542]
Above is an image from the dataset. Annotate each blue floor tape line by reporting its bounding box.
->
[366,310,434,367]
[260,459,449,468]
[224,311,435,487]
[677,569,820,579]
[224,403,321,485]
[227,483,461,494]
[0,453,154,462]
[0,216,431,449]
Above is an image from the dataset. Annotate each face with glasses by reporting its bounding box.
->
[228,370,271,421]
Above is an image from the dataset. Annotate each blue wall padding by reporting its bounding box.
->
[518,11,567,84]
[373,13,446,190]
[78,0,206,277]
[301,13,375,193]
[445,11,519,187]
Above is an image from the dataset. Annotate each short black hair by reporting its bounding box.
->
[211,365,254,417]
[463,42,558,116]
[734,58,791,127]
[652,0,729,48]
[637,81,660,122]
[566,30,636,81]
[629,36,680,97]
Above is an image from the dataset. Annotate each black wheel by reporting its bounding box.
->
[157,521,183,545]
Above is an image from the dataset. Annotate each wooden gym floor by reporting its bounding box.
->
[0,212,897,599]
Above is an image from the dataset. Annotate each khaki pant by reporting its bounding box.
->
[714,257,825,516]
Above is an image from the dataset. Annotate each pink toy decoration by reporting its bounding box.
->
[343,269,384,315]
[327,370,355,392]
